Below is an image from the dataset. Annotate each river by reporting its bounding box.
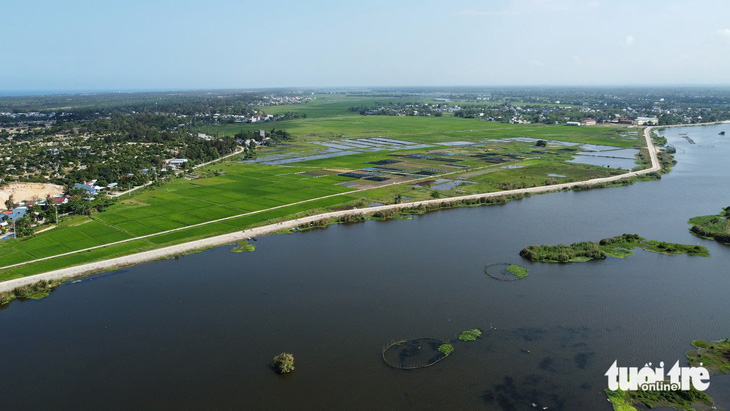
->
[0,124,728,410]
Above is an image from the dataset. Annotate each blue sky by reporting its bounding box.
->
[2,0,729,93]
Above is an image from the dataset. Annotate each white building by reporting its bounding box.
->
[635,116,659,126]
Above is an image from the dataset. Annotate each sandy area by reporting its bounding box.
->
[0,125,669,293]
[0,182,64,205]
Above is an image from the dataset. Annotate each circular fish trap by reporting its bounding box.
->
[382,338,450,370]
[485,262,524,281]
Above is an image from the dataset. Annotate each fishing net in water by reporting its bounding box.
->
[485,262,524,281]
[382,338,449,370]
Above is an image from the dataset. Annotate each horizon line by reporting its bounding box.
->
[2,84,730,98]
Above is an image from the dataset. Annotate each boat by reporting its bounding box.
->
[720,131,726,135]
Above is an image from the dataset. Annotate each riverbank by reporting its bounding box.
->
[0,123,690,293]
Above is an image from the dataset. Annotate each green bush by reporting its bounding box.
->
[272,353,295,374]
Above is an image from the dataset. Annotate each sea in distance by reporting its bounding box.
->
[0,124,729,410]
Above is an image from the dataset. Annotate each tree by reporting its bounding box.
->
[66,187,92,215]
[272,353,295,374]
[14,214,34,237]
[535,140,547,147]
[245,142,257,159]
[4,194,14,210]
[41,204,55,223]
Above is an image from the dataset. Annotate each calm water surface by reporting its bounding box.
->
[1,125,729,410]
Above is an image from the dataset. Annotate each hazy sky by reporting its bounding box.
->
[2,0,729,92]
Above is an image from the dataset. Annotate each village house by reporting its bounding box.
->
[168,158,189,170]
[74,180,102,196]
[635,116,659,126]
[49,196,68,206]
[0,207,27,222]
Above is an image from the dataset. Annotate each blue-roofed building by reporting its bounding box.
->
[0,207,27,222]
[74,183,98,195]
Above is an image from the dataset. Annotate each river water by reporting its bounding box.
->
[1,124,728,410]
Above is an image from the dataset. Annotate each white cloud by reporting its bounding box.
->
[625,35,635,47]
[586,1,600,9]
[530,60,545,67]
[718,29,730,39]
[574,55,582,64]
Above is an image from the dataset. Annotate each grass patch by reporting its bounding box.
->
[459,329,482,342]
[505,264,529,279]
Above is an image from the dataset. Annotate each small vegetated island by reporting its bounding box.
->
[271,352,295,374]
[688,207,730,245]
[437,343,454,356]
[504,264,529,279]
[484,262,530,281]
[519,234,708,263]
[605,338,730,411]
[459,328,483,341]
[231,240,255,253]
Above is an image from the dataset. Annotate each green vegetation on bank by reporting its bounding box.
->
[0,279,64,306]
[520,234,709,263]
[686,338,730,373]
[459,329,482,342]
[605,387,712,411]
[505,264,529,279]
[688,207,730,244]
